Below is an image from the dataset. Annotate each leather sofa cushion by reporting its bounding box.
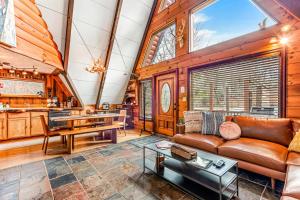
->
[233,116,293,147]
[172,133,224,154]
[281,196,299,200]
[218,138,288,172]
[283,165,300,199]
[287,152,300,166]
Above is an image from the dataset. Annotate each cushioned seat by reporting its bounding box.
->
[218,138,288,172]
[281,196,299,200]
[282,165,300,199]
[286,152,300,166]
[172,133,224,154]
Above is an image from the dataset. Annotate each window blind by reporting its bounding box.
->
[140,80,152,119]
[190,55,281,117]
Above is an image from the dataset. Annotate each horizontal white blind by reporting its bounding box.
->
[140,80,152,119]
[190,55,281,117]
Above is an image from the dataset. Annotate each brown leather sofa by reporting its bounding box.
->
[172,116,300,198]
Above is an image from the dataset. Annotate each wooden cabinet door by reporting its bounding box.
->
[7,118,30,139]
[155,72,177,136]
[31,112,48,136]
[0,114,7,140]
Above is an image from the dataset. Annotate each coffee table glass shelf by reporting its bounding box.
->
[143,141,238,200]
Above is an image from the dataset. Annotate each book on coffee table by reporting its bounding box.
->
[155,141,172,149]
[185,156,212,169]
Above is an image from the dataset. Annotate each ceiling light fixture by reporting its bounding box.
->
[280,37,289,45]
[33,66,39,75]
[22,70,27,75]
[281,24,291,32]
[9,67,15,74]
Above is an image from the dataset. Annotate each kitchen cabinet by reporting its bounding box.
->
[30,112,48,136]
[7,113,30,139]
[0,113,7,140]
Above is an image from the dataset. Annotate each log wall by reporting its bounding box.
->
[134,0,300,131]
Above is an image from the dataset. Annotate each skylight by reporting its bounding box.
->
[190,0,277,52]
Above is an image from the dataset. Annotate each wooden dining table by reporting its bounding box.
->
[49,113,123,153]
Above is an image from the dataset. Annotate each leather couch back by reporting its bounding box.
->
[231,116,293,147]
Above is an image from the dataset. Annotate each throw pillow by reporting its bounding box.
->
[183,111,202,133]
[219,121,241,140]
[289,132,300,153]
[202,112,225,136]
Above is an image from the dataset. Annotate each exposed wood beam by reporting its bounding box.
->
[132,0,158,75]
[63,0,74,72]
[95,0,123,108]
[60,0,83,107]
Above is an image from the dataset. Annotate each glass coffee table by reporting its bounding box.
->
[143,141,238,200]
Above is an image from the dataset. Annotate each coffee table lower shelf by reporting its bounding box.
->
[144,159,237,200]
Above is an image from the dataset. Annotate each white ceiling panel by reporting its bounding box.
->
[67,0,117,105]
[100,0,154,105]
[39,0,154,106]
[36,0,68,57]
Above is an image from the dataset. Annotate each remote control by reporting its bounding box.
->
[214,160,225,168]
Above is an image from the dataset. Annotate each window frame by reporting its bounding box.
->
[142,21,176,67]
[188,0,278,53]
[139,78,153,121]
[187,50,286,118]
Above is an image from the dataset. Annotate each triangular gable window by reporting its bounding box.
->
[143,23,176,67]
[190,0,277,52]
[159,0,175,12]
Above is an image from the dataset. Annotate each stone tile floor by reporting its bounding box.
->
[0,135,282,200]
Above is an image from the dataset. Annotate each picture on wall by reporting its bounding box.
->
[0,0,16,47]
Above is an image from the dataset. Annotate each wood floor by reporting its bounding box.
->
[0,129,149,170]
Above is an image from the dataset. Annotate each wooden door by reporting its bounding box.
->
[0,113,7,140]
[30,112,48,136]
[155,72,177,136]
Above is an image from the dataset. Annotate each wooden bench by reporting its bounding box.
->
[59,124,121,153]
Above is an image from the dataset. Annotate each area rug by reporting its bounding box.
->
[0,135,282,200]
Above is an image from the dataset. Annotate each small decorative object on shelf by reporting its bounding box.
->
[171,144,197,160]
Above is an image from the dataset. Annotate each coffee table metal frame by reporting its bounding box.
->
[143,142,239,200]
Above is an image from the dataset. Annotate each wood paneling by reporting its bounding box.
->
[7,112,30,139]
[0,113,7,140]
[133,0,300,131]
[0,0,63,72]
[30,112,48,136]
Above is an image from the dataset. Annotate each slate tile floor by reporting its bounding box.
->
[0,135,282,200]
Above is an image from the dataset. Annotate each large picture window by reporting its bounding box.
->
[140,80,152,120]
[190,55,281,117]
[190,0,277,52]
[143,23,176,67]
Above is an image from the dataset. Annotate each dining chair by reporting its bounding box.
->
[114,110,127,136]
[40,115,65,154]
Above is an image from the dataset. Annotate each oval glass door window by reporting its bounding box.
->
[161,83,171,113]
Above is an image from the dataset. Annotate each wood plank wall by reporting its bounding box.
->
[0,0,63,70]
[134,0,300,131]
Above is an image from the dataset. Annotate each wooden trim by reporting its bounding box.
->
[63,0,74,72]
[96,0,123,108]
[132,0,158,74]
[281,46,287,117]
